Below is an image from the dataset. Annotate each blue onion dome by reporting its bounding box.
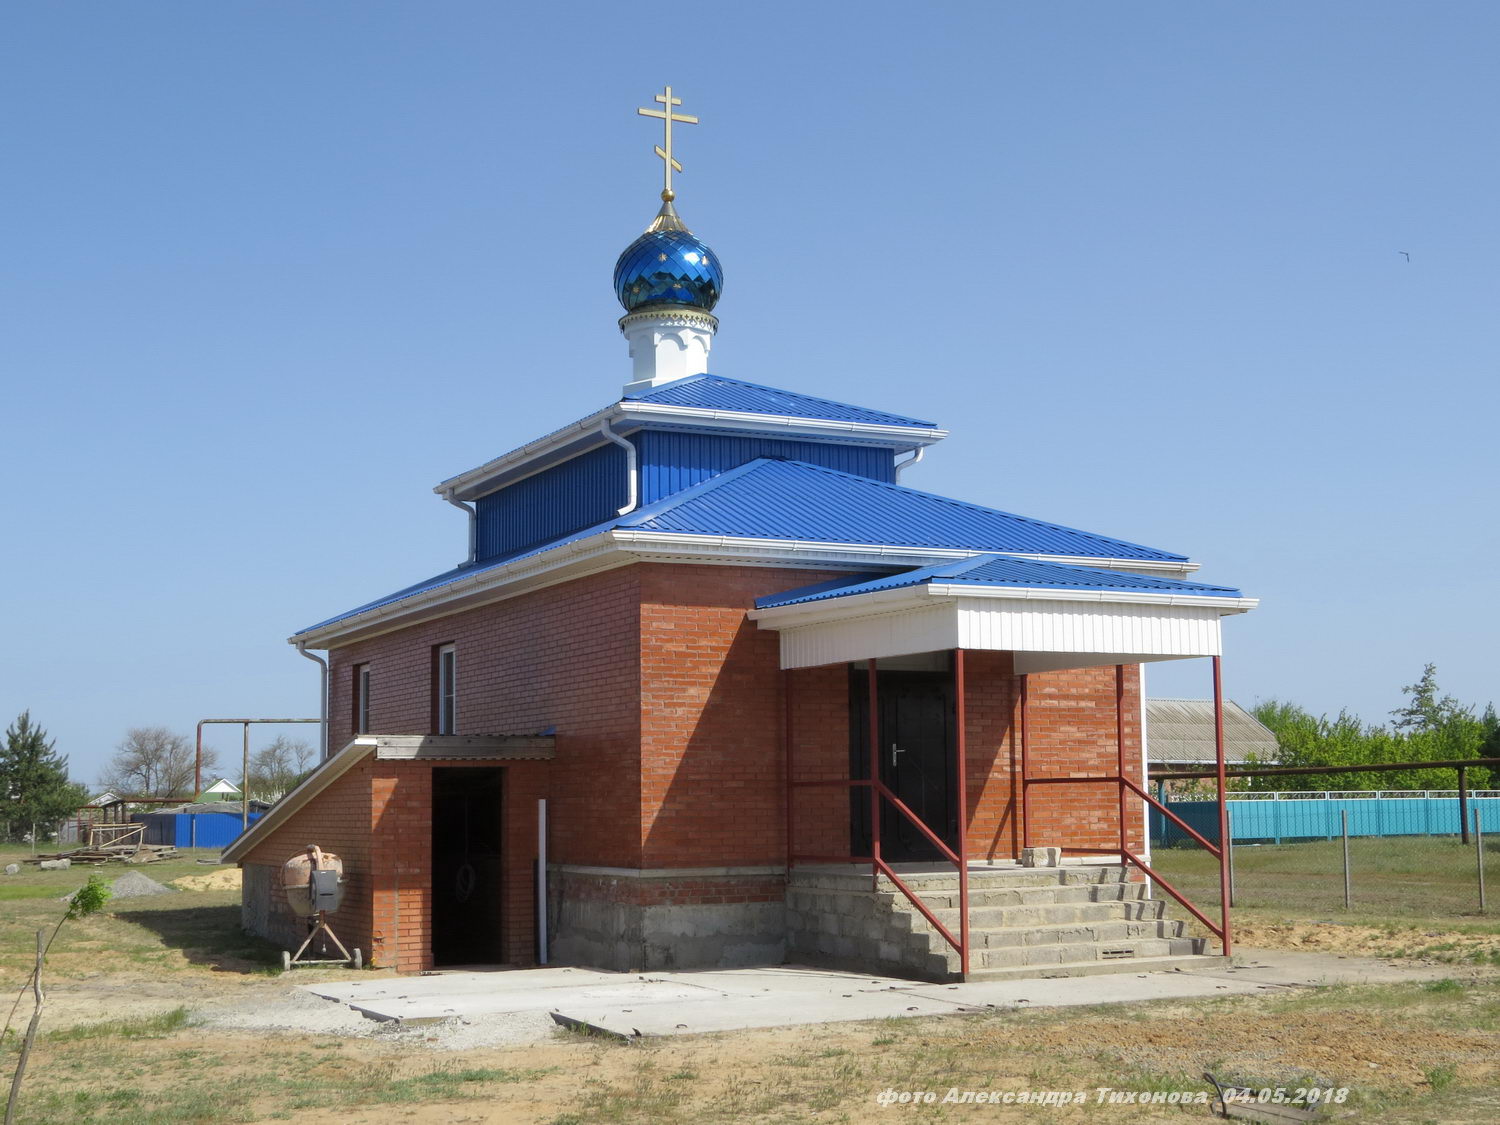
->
[613,197,723,313]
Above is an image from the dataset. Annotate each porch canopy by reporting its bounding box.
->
[748,554,1256,670]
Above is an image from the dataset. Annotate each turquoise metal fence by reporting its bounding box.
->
[1153,795,1500,846]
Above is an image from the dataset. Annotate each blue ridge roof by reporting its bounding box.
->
[626,374,937,429]
[299,459,1193,635]
[624,459,1188,561]
[755,553,1243,610]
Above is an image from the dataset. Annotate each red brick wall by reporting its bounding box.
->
[962,651,1021,862]
[367,759,548,971]
[786,664,852,859]
[636,564,849,871]
[1009,663,1145,857]
[785,653,1144,865]
[328,567,643,868]
[240,761,375,960]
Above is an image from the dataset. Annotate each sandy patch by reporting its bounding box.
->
[171,867,241,892]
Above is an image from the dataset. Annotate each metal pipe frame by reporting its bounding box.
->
[1115,664,1128,867]
[1213,655,1232,957]
[954,649,970,976]
[867,658,880,893]
[1019,674,1031,850]
[194,718,319,817]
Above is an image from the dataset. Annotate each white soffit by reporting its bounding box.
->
[755,589,1246,670]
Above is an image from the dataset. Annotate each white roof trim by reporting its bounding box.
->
[291,531,1205,649]
[434,401,948,502]
[748,582,1256,629]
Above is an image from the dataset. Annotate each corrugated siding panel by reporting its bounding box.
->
[476,443,627,561]
[635,430,894,503]
[956,599,1223,657]
[778,605,959,669]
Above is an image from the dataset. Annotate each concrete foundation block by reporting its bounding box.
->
[1020,846,1061,867]
[38,859,70,870]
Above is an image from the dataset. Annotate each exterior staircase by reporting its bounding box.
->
[786,863,1219,982]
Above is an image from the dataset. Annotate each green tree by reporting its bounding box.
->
[1390,663,1469,732]
[0,711,88,844]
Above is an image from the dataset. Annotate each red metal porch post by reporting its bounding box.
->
[1115,664,1127,864]
[867,658,881,891]
[954,649,971,976]
[1213,655,1233,957]
[783,668,794,869]
[1019,674,1031,850]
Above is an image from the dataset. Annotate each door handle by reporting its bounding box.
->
[890,742,904,768]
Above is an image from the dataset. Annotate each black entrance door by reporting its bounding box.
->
[849,665,956,861]
[431,767,505,966]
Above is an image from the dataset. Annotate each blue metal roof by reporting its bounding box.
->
[755,553,1242,609]
[623,459,1188,561]
[625,374,937,428]
[300,458,1190,635]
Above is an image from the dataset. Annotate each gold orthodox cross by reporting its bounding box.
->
[637,85,698,201]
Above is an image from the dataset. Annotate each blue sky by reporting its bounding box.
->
[3,3,1496,784]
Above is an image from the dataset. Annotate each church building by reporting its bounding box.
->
[226,88,1254,980]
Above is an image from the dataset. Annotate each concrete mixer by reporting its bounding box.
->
[279,844,361,970]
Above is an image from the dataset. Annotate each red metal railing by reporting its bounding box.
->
[785,654,972,976]
[1018,657,1232,956]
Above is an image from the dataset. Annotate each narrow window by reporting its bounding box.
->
[435,644,457,734]
[354,664,371,734]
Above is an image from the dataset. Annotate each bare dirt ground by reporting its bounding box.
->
[6,852,1500,1123]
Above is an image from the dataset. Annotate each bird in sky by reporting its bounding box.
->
[1399,251,1410,262]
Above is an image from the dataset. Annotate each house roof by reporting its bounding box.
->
[1146,699,1278,765]
[625,374,937,428]
[625,460,1187,561]
[755,553,1243,610]
[436,375,947,502]
[296,459,1193,638]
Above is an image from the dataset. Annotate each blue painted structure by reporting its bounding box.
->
[633,430,894,504]
[1152,797,1500,846]
[476,443,628,560]
[614,228,722,312]
[135,811,261,849]
[626,373,937,427]
[303,457,1193,635]
[758,552,1242,609]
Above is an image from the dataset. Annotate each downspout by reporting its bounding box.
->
[295,641,329,761]
[444,494,477,565]
[599,418,639,515]
[894,446,924,480]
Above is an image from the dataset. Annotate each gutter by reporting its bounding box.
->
[598,418,639,515]
[294,641,330,760]
[444,495,477,565]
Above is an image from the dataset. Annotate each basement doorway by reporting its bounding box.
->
[432,767,505,966]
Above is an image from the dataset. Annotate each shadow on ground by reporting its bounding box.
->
[110,898,283,974]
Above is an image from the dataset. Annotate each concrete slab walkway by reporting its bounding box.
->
[300,948,1460,1040]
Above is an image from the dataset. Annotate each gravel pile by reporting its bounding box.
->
[109,871,176,898]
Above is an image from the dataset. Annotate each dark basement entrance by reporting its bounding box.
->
[432,767,505,966]
[848,657,957,862]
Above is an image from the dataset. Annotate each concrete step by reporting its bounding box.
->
[908,918,1187,953]
[788,865,1133,894]
[967,936,1204,971]
[899,882,1151,911]
[897,898,1168,932]
[963,952,1225,983]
